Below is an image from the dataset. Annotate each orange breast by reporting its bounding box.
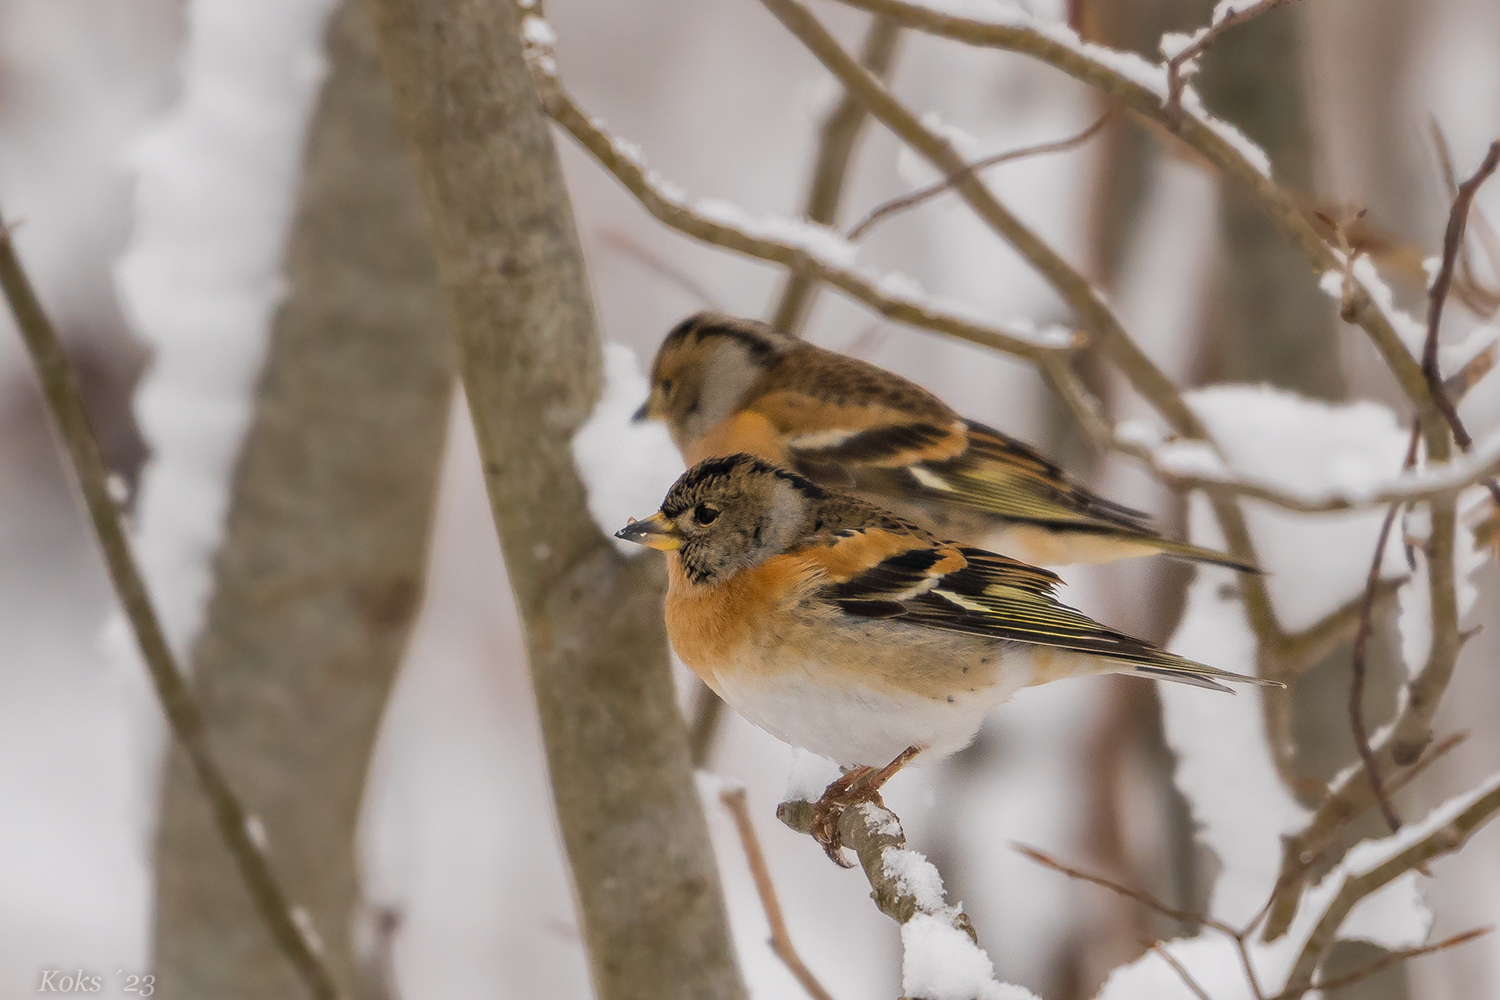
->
[664,553,817,686]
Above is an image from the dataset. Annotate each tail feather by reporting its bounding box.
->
[1144,536,1261,574]
[1130,657,1283,694]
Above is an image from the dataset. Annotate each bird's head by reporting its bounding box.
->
[634,312,792,450]
[615,453,825,585]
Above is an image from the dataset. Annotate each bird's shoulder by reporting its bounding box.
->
[742,345,968,468]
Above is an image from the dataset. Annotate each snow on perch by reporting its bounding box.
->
[571,343,685,553]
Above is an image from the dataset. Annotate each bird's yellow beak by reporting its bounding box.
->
[614,511,681,550]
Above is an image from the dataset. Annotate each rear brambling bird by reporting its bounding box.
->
[634,311,1255,571]
[615,453,1275,863]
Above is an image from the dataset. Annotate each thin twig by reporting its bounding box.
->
[1015,844,1226,934]
[1423,140,1500,466]
[1297,927,1491,997]
[1432,121,1500,318]
[1444,340,1498,400]
[0,216,343,1000]
[1164,0,1306,129]
[1148,941,1215,1000]
[1017,843,1265,1000]
[846,111,1111,240]
[1350,424,1422,835]
[770,15,901,336]
[720,788,836,1000]
[596,230,723,309]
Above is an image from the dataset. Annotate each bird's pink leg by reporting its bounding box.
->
[811,745,923,866]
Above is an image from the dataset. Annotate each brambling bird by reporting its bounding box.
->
[615,454,1275,862]
[634,311,1255,571]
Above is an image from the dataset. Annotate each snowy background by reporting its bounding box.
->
[2,0,1500,998]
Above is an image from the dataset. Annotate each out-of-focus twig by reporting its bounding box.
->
[720,788,836,1000]
[828,0,1444,434]
[770,15,900,336]
[1261,143,1500,942]
[1349,425,1422,835]
[1163,0,1307,129]
[846,111,1111,241]
[1017,844,1266,1000]
[1433,121,1500,318]
[0,216,344,1000]
[1422,140,1500,466]
[1293,927,1491,998]
[597,230,723,310]
[1280,782,1500,997]
[1149,941,1215,1000]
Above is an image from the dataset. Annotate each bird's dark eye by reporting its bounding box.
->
[660,378,674,397]
[694,503,719,525]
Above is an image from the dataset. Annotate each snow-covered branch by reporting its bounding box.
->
[1280,773,1500,997]
[770,14,902,337]
[778,797,1039,1000]
[523,61,1075,363]
[826,0,1445,436]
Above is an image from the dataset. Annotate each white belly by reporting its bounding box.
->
[710,652,1038,768]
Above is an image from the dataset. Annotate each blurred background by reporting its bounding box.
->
[2,0,1499,997]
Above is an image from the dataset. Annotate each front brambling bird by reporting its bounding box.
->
[615,453,1276,862]
[634,311,1256,571]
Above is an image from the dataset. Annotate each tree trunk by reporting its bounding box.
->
[360,2,747,999]
[151,3,455,996]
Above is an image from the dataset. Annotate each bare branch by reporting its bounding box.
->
[720,788,836,1000]
[846,110,1112,241]
[0,216,343,1000]
[1163,0,1308,129]
[771,15,901,335]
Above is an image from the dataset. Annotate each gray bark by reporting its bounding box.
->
[151,3,454,996]
[360,2,747,999]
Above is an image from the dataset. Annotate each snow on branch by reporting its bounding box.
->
[1110,416,1500,515]
[777,797,1039,1000]
[826,0,1444,431]
[516,23,1075,362]
[1160,0,1308,129]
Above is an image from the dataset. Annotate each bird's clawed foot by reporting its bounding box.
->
[810,745,922,867]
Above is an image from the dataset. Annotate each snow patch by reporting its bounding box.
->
[570,343,685,553]
[901,913,1041,1000]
